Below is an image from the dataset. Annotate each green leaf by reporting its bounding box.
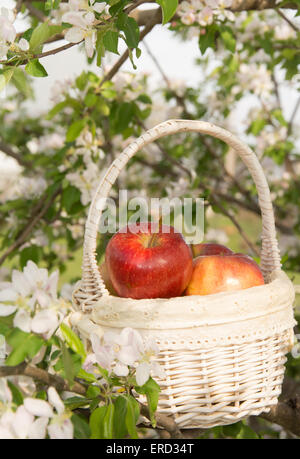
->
[75,72,89,91]
[96,31,106,67]
[135,377,160,427]
[0,75,6,92]
[5,328,44,366]
[25,60,48,78]
[45,0,60,10]
[222,421,243,437]
[72,413,91,439]
[136,94,152,104]
[30,23,65,52]
[220,27,236,53]
[237,423,260,439]
[77,368,97,383]
[11,68,33,98]
[59,342,81,386]
[64,396,91,410]
[103,30,119,54]
[0,315,14,337]
[20,245,42,269]
[114,396,128,438]
[249,118,266,135]
[46,98,82,120]
[60,323,86,360]
[30,22,51,51]
[7,381,24,406]
[47,100,69,119]
[84,91,98,107]
[0,68,14,92]
[113,102,134,132]
[62,185,81,214]
[66,119,87,142]
[89,405,107,439]
[118,15,140,48]
[103,404,115,439]
[156,0,178,24]
[199,24,217,54]
[109,0,130,16]
[125,395,140,439]
[272,108,288,127]
[86,386,101,399]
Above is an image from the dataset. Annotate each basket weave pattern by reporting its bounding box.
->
[72,120,296,429]
[153,331,291,428]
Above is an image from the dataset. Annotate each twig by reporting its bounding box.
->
[0,185,62,266]
[288,95,300,135]
[136,119,193,179]
[139,403,184,439]
[142,39,171,87]
[0,362,86,396]
[124,0,156,15]
[271,71,281,110]
[276,8,300,32]
[25,0,48,22]
[0,140,33,168]
[210,194,260,257]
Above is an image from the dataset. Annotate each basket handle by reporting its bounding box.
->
[79,119,281,305]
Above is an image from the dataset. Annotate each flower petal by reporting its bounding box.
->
[48,418,73,439]
[46,270,59,299]
[62,11,87,28]
[31,309,58,335]
[114,362,129,377]
[24,398,54,418]
[28,417,48,439]
[0,379,12,404]
[65,26,85,43]
[0,303,17,316]
[12,270,31,297]
[18,38,29,51]
[0,426,15,439]
[13,309,32,333]
[92,2,106,14]
[13,406,34,439]
[47,387,65,415]
[84,33,95,58]
[135,362,150,386]
[0,288,17,302]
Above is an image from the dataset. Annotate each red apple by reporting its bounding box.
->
[191,242,233,257]
[186,253,264,296]
[105,223,193,299]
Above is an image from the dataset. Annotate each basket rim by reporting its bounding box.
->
[83,269,295,331]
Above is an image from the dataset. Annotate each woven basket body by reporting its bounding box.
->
[72,120,296,429]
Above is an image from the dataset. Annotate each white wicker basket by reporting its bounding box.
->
[72,119,296,429]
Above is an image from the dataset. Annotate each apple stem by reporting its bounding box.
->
[148,233,159,248]
[191,245,197,257]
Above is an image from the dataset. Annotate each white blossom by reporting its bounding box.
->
[66,161,100,205]
[274,23,297,41]
[17,38,29,51]
[62,0,107,58]
[238,63,273,99]
[135,336,165,386]
[0,387,73,439]
[0,7,16,43]
[0,261,69,339]
[197,7,214,26]
[177,0,235,27]
[83,327,164,386]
